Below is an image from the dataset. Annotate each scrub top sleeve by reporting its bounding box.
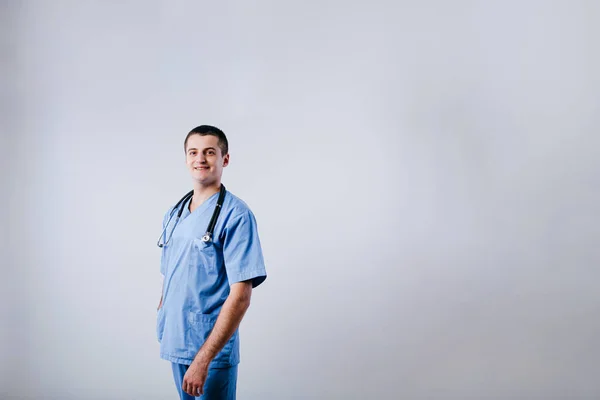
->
[222,210,267,288]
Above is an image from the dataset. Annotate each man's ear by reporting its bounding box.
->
[223,153,230,167]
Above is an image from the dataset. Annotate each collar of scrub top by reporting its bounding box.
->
[157,184,227,248]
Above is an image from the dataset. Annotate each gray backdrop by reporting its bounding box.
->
[2,1,599,399]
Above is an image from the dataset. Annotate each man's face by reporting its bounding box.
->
[185,134,229,185]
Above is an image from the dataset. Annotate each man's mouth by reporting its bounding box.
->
[194,166,209,171]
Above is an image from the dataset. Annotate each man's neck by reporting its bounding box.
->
[190,181,221,211]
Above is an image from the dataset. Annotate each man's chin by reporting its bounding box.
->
[192,176,216,186]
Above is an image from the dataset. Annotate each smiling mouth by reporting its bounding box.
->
[194,167,209,171]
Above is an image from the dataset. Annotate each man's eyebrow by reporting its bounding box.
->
[187,147,217,152]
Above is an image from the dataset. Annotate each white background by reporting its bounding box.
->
[2,1,600,399]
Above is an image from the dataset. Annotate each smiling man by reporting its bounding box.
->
[156,125,267,399]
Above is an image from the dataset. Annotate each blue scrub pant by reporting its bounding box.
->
[171,363,238,400]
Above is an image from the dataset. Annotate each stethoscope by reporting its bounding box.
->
[157,184,227,248]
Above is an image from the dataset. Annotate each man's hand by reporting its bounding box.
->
[182,359,209,397]
[157,294,163,311]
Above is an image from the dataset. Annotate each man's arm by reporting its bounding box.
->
[182,280,252,396]
[196,280,252,365]
[158,276,164,310]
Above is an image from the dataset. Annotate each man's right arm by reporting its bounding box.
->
[157,276,164,310]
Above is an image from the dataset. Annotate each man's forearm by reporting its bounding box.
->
[193,282,252,366]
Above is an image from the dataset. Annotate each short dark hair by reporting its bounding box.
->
[184,125,229,156]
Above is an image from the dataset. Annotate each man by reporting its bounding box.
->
[156,125,267,399]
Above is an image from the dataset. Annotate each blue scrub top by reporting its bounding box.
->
[156,189,267,367]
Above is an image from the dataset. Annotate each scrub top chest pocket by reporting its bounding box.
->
[190,237,218,274]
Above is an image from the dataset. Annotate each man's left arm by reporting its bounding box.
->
[182,281,253,396]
